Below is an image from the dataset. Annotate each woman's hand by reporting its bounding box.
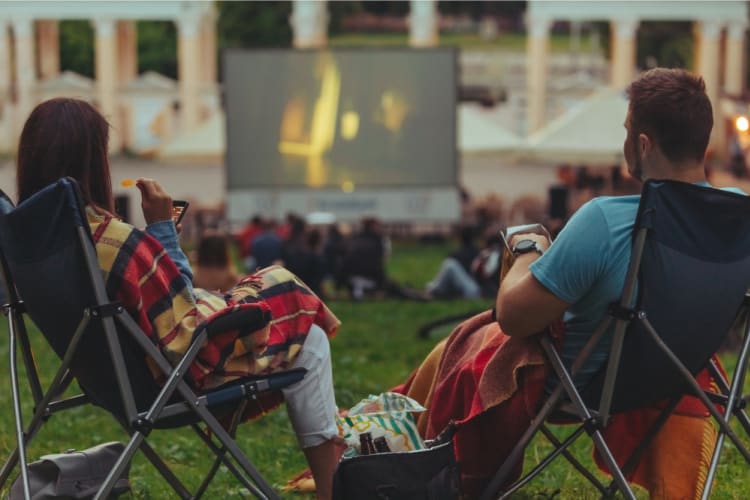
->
[136,178,173,225]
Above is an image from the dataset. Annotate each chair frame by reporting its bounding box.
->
[480,182,750,500]
[0,180,306,500]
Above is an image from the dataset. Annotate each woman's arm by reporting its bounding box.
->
[145,220,194,292]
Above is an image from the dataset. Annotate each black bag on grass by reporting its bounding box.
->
[332,438,460,500]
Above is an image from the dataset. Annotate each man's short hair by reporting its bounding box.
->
[626,68,713,163]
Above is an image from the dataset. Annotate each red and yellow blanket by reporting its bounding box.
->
[394,310,719,499]
[88,211,340,419]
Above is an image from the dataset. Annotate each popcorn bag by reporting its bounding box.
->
[336,392,426,457]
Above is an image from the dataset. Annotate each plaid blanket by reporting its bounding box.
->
[394,310,718,499]
[88,210,340,397]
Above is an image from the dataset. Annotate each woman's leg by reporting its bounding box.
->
[281,324,340,500]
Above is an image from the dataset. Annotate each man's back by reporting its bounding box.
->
[530,184,744,386]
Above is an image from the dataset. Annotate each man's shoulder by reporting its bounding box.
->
[588,194,641,208]
[572,194,639,219]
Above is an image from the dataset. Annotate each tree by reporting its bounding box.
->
[218,1,293,49]
[137,21,177,79]
[59,20,94,78]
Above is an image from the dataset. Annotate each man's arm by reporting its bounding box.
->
[495,233,570,337]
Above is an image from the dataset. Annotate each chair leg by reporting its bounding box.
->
[479,385,566,500]
[498,425,606,499]
[189,421,269,499]
[539,426,608,493]
[193,401,249,499]
[603,398,680,497]
[7,319,30,499]
[701,324,750,500]
[589,429,636,500]
[136,440,193,500]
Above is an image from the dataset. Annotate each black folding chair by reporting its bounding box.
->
[0,178,307,500]
[481,180,750,499]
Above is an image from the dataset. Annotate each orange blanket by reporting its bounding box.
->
[393,310,718,499]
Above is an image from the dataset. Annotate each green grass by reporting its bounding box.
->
[0,240,748,498]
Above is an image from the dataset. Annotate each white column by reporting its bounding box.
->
[290,0,328,49]
[116,21,137,151]
[201,6,218,84]
[409,0,439,47]
[36,20,59,81]
[116,21,137,85]
[724,21,747,97]
[610,18,639,89]
[12,17,36,129]
[526,16,551,134]
[0,22,11,101]
[696,20,723,155]
[0,21,12,151]
[177,14,202,132]
[93,18,120,151]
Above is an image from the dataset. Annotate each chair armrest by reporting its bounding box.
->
[204,368,308,407]
[203,305,271,339]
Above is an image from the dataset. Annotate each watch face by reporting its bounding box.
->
[514,239,536,252]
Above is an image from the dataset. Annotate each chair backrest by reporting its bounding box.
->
[0,178,161,417]
[583,180,750,412]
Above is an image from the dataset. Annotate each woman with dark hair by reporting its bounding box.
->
[16,98,341,500]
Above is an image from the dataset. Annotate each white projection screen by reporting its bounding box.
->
[224,48,459,223]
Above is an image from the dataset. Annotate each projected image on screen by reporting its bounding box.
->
[224,49,456,190]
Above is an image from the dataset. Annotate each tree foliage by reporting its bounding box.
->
[636,22,693,70]
[217,1,292,49]
[59,20,94,78]
[137,21,177,79]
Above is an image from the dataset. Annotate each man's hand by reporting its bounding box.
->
[136,178,173,225]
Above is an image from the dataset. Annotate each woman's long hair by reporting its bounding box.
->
[16,97,114,212]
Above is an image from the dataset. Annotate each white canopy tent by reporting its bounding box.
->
[458,104,523,156]
[523,87,629,165]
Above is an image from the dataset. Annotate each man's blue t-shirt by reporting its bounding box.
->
[529,183,744,387]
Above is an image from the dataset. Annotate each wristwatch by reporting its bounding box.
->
[512,239,545,256]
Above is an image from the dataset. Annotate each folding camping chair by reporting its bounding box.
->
[0,178,306,500]
[480,179,750,500]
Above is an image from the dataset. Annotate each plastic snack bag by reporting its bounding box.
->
[337,392,426,456]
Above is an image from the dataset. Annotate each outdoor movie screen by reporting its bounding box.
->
[224,48,457,191]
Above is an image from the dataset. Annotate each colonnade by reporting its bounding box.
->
[0,1,217,151]
[525,1,748,155]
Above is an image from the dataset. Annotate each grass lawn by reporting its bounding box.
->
[0,240,748,498]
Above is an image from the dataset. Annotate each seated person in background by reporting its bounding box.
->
[283,227,326,298]
[395,68,742,498]
[249,219,284,270]
[425,225,481,299]
[16,98,341,500]
[339,217,388,299]
[237,214,263,272]
[339,217,425,300]
[192,233,240,292]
